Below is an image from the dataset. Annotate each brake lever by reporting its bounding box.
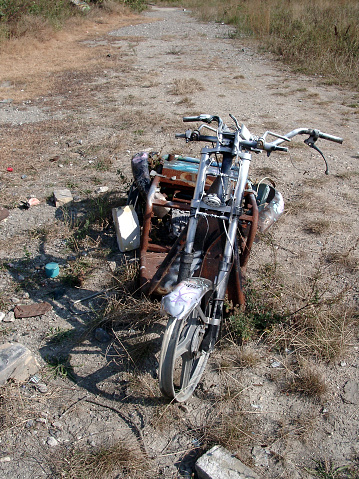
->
[304,132,329,175]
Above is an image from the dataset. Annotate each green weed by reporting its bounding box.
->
[226,279,284,342]
[305,459,359,478]
[45,354,76,382]
[46,326,75,344]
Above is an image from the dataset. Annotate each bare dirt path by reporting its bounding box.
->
[0,5,358,478]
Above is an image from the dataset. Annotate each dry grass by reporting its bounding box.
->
[304,219,331,235]
[195,403,258,454]
[267,303,357,361]
[0,10,144,102]
[169,77,205,95]
[283,365,327,400]
[167,0,359,89]
[106,293,162,331]
[51,441,153,479]
[0,382,32,432]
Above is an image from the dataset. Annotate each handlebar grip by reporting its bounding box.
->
[318,132,343,144]
[183,116,201,122]
[175,133,186,138]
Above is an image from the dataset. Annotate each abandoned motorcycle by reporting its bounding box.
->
[120,114,343,402]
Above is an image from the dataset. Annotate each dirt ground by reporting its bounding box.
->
[0,5,358,478]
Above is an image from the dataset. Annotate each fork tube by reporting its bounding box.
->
[178,149,211,282]
[184,149,211,253]
[215,155,251,300]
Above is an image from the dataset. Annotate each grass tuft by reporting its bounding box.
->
[169,77,204,95]
[51,441,152,479]
[283,365,327,400]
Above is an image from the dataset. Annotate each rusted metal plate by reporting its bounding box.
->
[14,302,52,319]
[140,252,167,291]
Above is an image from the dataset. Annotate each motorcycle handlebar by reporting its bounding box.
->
[317,131,343,144]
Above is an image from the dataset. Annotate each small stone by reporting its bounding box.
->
[271,360,283,368]
[22,292,30,299]
[342,380,359,405]
[36,417,47,424]
[11,297,21,304]
[95,186,109,194]
[0,312,5,322]
[340,361,347,367]
[53,188,73,207]
[47,436,58,447]
[178,404,189,413]
[29,374,41,384]
[107,261,117,273]
[18,275,25,281]
[94,328,111,343]
[3,312,15,323]
[21,175,27,179]
[26,420,35,428]
[36,383,48,394]
[0,456,11,463]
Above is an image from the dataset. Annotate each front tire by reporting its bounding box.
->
[159,310,210,402]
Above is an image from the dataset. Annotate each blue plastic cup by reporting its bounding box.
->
[45,262,60,278]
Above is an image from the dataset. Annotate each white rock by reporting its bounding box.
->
[271,360,283,368]
[0,312,5,322]
[95,186,109,194]
[47,436,58,447]
[36,383,48,394]
[3,312,15,323]
[0,456,11,463]
[53,188,73,207]
[36,417,47,424]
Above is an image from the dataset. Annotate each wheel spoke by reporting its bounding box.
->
[179,357,194,391]
[174,324,195,359]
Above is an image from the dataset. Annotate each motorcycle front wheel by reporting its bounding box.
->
[159,309,210,402]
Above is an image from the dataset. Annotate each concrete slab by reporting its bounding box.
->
[196,445,261,479]
[53,188,73,207]
[0,342,39,385]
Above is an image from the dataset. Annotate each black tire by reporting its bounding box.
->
[159,308,210,402]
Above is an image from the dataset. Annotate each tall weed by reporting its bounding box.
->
[159,0,359,89]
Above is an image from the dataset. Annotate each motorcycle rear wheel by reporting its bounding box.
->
[159,309,210,402]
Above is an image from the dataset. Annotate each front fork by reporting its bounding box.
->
[177,151,251,351]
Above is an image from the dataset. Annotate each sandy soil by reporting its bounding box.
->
[0,5,358,478]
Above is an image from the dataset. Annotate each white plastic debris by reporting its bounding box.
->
[112,205,140,252]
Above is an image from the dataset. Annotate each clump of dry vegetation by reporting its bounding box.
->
[169,77,204,95]
[50,441,153,479]
[0,382,32,432]
[0,0,147,42]
[160,0,359,89]
[304,219,331,235]
[282,364,328,400]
